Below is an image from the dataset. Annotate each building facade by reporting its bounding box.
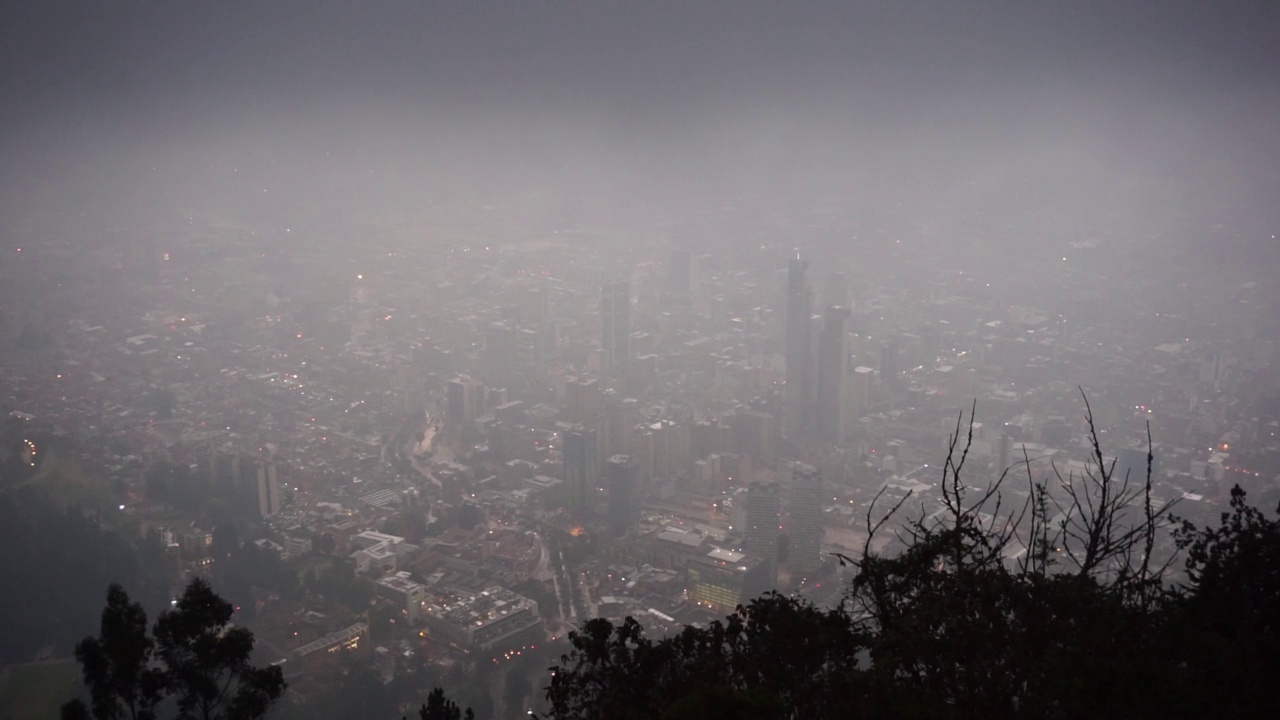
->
[787,464,824,575]
[744,481,780,589]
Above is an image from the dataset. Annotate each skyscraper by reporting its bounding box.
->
[446,375,484,425]
[257,460,280,517]
[601,279,631,380]
[849,365,874,419]
[815,305,851,444]
[744,481,781,588]
[880,339,900,392]
[563,425,599,519]
[667,248,698,302]
[564,376,603,426]
[998,430,1014,475]
[606,454,641,535]
[787,464,823,575]
[485,321,518,387]
[728,408,777,468]
[784,256,813,437]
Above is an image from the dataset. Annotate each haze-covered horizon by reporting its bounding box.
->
[5,4,1280,718]
[3,1,1278,270]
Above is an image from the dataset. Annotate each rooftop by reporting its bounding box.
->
[707,547,745,563]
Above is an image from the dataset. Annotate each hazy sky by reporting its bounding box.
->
[2,1,1278,248]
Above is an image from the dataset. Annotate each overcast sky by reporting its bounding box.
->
[2,1,1277,251]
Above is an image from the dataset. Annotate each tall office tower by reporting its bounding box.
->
[849,365,874,418]
[257,461,280,517]
[446,375,484,425]
[998,430,1013,474]
[601,279,631,379]
[514,327,542,378]
[728,408,778,469]
[485,321,518,387]
[207,445,221,484]
[599,392,636,458]
[564,376,603,426]
[514,280,550,325]
[815,305,851,443]
[880,338,900,392]
[562,425,599,519]
[667,248,699,301]
[629,425,652,485]
[787,465,824,575]
[744,482,781,588]
[784,256,814,437]
[229,453,244,489]
[1114,447,1156,484]
[691,420,730,460]
[606,454,641,535]
[1199,350,1226,391]
[778,257,808,438]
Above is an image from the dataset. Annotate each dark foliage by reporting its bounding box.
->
[515,400,1280,720]
[64,580,285,720]
[152,578,286,720]
[1170,487,1280,718]
[0,490,170,664]
[412,688,474,720]
[64,586,166,720]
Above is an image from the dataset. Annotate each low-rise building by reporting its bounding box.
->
[687,547,772,614]
[375,571,429,622]
[421,586,542,657]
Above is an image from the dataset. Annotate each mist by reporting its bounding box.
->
[4,1,1278,258]
[2,2,1279,719]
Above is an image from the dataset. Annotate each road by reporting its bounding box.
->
[2,445,57,493]
[531,531,569,622]
[539,525,590,625]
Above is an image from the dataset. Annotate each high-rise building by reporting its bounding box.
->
[446,375,484,425]
[1113,447,1155,484]
[564,376,602,426]
[1199,350,1225,391]
[815,305,851,443]
[667,248,699,302]
[729,408,777,469]
[687,547,773,613]
[601,280,631,379]
[563,425,599,519]
[599,392,636,458]
[787,465,823,576]
[606,454,641,535]
[784,257,813,436]
[485,321,518,387]
[257,461,280,517]
[880,339,900,392]
[998,430,1014,475]
[744,482,781,588]
[691,420,730,460]
[849,366,874,418]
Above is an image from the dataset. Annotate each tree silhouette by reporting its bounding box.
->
[61,585,166,720]
[1171,486,1280,718]
[64,579,285,720]
[152,578,285,720]
[413,688,474,720]
[529,396,1280,720]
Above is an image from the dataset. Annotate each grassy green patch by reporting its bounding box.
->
[38,455,116,514]
[295,555,333,580]
[0,660,81,720]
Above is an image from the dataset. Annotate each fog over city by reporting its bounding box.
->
[1,2,1278,719]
